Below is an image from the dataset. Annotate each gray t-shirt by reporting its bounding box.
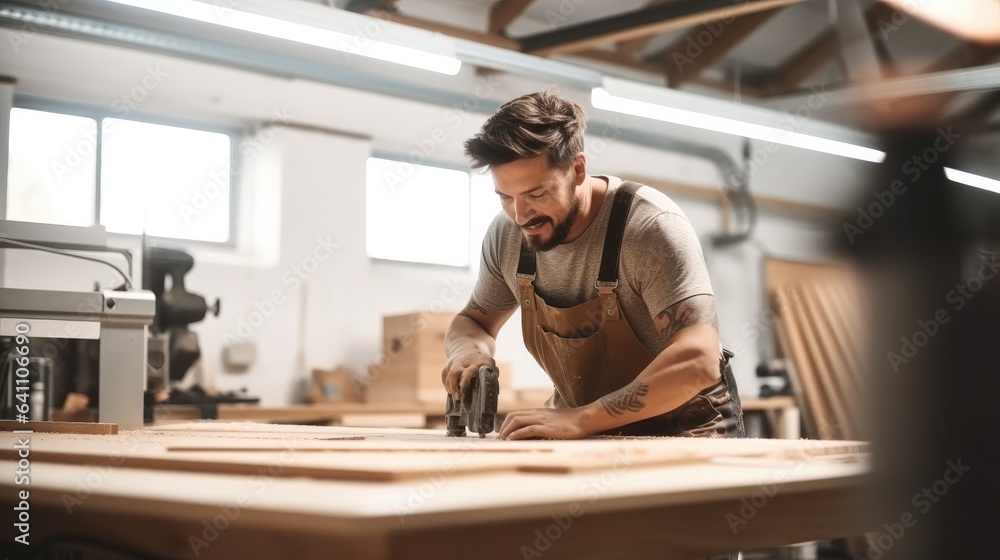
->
[471,175,714,357]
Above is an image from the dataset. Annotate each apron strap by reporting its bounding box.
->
[516,240,535,279]
[516,241,536,310]
[596,180,642,288]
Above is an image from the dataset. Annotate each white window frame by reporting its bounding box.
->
[5,97,241,247]
[365,153,500,269]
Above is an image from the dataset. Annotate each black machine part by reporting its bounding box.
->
[144,246,220,332]
[445,365,499,438]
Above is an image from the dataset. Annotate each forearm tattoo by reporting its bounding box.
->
[653,294,718,341]
[600,380,649,417]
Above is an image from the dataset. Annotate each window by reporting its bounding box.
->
[101,119,232,241]
[365,157,499,267]
[5,106,235,244]
[7,109,97,227]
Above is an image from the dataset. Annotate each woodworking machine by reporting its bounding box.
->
[0,220,155,429]
[445,365,499,438]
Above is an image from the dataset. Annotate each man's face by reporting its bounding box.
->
[492,155,582,252]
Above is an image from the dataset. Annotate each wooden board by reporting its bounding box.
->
[0,419,117,435]
[766,258,866,441]
[0,424,873,560]
[0,423,867,482]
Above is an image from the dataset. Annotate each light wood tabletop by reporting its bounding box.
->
[1,421,867,560]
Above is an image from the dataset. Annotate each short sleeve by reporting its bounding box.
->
[470,215,518,312]
[627,211,714,321]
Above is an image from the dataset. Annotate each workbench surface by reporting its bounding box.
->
[1,423,871,560]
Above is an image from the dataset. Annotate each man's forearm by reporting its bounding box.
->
[576,324,721,435]
[445,312,497,358]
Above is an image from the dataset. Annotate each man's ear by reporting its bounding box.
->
[572,152,587,185]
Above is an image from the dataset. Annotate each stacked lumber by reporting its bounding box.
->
[365,311,513,404]
[765,258,868,441]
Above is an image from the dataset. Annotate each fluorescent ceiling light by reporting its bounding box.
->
[945,167,1000,194]
[103,0,461,75]
[592,77,885,163]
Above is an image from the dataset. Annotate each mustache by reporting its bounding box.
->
[522,218,551,229]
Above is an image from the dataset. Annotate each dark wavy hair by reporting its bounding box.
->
[464,89,587,171]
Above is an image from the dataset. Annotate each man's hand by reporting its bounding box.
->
[498,407,590,440]
[441,350,495,402]
[442,304,514,401]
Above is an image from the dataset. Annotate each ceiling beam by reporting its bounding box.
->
[947,89,1000,123]
[488,0,537,35]
[907,44,1000,122]
[765,2,896,95]
[926,41,1000,73]
[573,49,766,97]
[519,0,806,57]
[575,48,665,75]
[645,7,783,87]
[834,0,884,82]
[615,0,680,57]
[365,9,521,50]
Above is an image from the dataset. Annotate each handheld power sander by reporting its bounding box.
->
[445,365,499,438]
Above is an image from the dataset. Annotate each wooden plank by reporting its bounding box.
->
[785,284,845,439]
[766,2,896,95]
[616,0,681,56]
[0,419,117,435]
[626,174,840,220]
[810,282,865,398]
[740,396,798,411]
[522,0,805,57]
[795,284,858,439]
[575,47,666,74]
[0,426,868,488]
[3,451,872,560]
[650,8,783,86]
[337,413,427,428]
[766,259,869,440]
[365,9,521,50]
[488,0,537,35]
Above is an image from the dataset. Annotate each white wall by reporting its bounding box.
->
[0,28,878,404]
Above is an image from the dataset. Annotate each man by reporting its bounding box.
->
[443,90,743,441]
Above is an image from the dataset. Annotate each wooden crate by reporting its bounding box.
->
[366,311,454,403]
[366,311,512,404]
[305,367,363,404]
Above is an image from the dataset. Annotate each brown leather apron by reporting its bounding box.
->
[516,181,744,438]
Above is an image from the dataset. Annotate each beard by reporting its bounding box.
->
[522,197,582,252]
